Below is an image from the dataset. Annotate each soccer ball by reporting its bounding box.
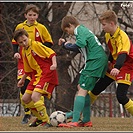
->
[50,111,67,127]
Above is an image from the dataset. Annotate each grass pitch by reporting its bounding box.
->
[0,116,133,132]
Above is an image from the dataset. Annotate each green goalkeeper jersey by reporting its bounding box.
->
[74,25,108,78]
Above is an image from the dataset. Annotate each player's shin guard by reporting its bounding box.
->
[34,100,49,123]
[25,96,45,118]
[124,99,133,116]
[20,92,31,115]
[30,109,42,120]
[25,100,35,109]
[72,96,85,122]
[88,91,98,104]
[82,94,91,123]
[40,95,44,102]
[25,101,42,120]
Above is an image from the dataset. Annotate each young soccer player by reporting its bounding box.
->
[12,4,53,124]
[89,10,133,117]
[58,15,108,127]
[13,28,58,127]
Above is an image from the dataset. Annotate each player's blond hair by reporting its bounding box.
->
[99,10,118,25]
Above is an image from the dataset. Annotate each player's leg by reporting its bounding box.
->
[116,67,133,115]
[22,81,45,127]
[30,96,44,121]
[24,95,46,127]
[90,75,114,104]
[79,77,99,127]
[66,111,73,119]
[72,91,86,123]
[78,94,92,127]
[65,75,114,120]
[71,76,97,124]
[65,91,78,119]
[32,83,55,127]
[116,83,133,115]
[33,96,50,127]
[59,76,97,127]
[19,78,31,124]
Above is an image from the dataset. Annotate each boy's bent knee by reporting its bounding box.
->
[22,94,31,104]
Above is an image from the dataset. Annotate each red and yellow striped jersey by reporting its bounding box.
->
[12,20,53,79]
[105,27,133,63]
[12,20,53,44]
[22,39,58,85]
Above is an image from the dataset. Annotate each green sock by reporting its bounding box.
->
[66,111,73,118]
[72,96,85,122]
[82,94,91,123]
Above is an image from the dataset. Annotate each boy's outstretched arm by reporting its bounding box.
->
[58,38,80,53]
[50,55,57,70]
[63,42,80,53]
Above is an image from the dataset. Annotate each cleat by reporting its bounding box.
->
[21,114,31,124]
[58,122,78,128]
[40,122,53,127]
[29,118,43,127]
[84,121,93,127]
[78,121,92,127]
[58,123,69,127]
[78,121,84,127]
[66,117,72,123]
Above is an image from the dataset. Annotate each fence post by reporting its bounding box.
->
[109,88,113,117]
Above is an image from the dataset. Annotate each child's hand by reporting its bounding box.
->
[110,68,120,77]
[17,79,24,87]
[58,38,65,46]
[64,41,71,45]
[50,64,57,70]
[14,53,21,59]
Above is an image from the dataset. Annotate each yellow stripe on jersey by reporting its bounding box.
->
[117,80,131,85]
[106,72,116,80]
[125,73,130,82]
[117,73,131,85]
[43,82,49,91]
